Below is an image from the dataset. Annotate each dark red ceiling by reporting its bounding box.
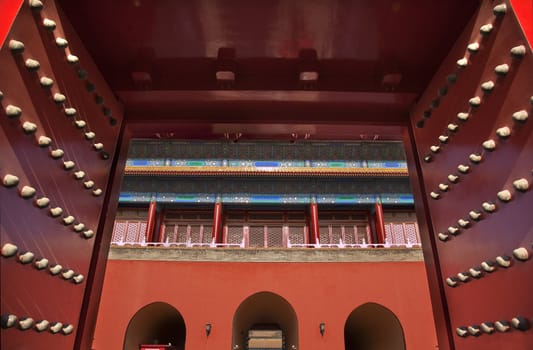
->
[56,0,481,139]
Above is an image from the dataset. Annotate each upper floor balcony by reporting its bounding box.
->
[110,207,421,250]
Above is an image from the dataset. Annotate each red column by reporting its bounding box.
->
[156,208,166,243]
[145,200,157,243]
[212,199,223,244]
[310,199,320,244]
[374,201,386,245]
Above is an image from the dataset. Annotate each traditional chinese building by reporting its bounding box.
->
[0,1,532,350]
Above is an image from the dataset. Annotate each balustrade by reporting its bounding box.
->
[111,219,421,248]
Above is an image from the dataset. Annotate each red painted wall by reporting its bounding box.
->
[93,259,437,350]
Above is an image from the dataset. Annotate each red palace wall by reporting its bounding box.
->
[93,259,437,350]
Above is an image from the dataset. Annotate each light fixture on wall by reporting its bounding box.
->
[205,323,212,337]
[319,322,325,336]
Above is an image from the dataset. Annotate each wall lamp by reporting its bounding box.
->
[319,322,325,336]
[206,323,212,337]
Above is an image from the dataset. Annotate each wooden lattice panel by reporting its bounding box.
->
[189,225,201,244]
[267,226,283,247]
[227,226,243,245]
[386,223,406,245]
[249,226,265,248]
[403,223,420,244]
[343,225,356,245]
[163,224,177,243]
[331,226,342,245]
[319,226,330,244]
[288,225,305,245]
[177,225,188,243]
[202,226,213,244]
[112,221,127,242]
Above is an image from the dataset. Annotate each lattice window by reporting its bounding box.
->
[267,226,283,247]
[393,224,406,244]
[202,225,213,244]
[164,224,178,243]
[319,226,330,244]
[344,225,356,245]
[189,225,201,244]
[356,225,369,244]
[125,222,141,243]
[386,223,408,244]
[112,221,127,242]
[288,225,305,245]
[331,226,342,245]
[403,223,420,244]
[177,224,188,243]
[114,221,147,243]
[227,226,243,245]
[249,225,265,248]
[384,224,392,243]
[139,222,147,241]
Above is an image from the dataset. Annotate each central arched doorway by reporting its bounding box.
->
[124,302,186,350]
[344,303,405,350]
[232,291,298,350]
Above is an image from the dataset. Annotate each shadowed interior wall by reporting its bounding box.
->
[407,2,533,349]
[124,302,186,350]
[232,291,298,350]
[344,303,405,350]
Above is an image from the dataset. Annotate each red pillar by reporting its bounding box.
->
[155,208,166,243]
[212,199,223,244]
[145,200,157,243]
[310,199,320,244]
[374,201,386,245]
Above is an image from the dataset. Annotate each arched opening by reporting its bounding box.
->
[232,291,298,350]
[123,302,186,350]
[344,303,405,350]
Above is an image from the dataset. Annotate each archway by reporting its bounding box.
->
[232,291,298,350]
[344,303,405,350]
[123,302,186,350]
